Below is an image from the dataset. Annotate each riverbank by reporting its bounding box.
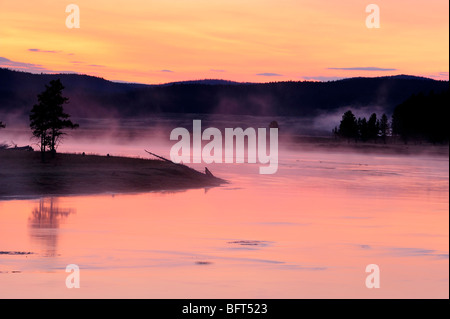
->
[0,150,226,200]
[284,136,449,157]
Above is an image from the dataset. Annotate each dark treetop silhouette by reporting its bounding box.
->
[392,89,449,143]
[29,79,79,160]
[337,110,359,140]
[334,110,390,143]
[333,89,449,144]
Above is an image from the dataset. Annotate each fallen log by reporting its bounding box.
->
[144,150,176,163]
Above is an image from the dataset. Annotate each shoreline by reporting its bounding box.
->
[282,136,449,157]
[0,150,226,200]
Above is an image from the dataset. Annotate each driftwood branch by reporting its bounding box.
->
[144,150,219,181]
[144,150,174,163]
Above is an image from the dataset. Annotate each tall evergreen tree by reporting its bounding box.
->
[367,113,379,140]
[30,101,50,157]
[379,113,389,143]
[30,79,78,160]
[338,110,359,140]
[358,117,369,141]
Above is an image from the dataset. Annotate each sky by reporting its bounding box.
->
[0,0,448,84]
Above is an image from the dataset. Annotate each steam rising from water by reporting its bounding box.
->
[1,113,324,155]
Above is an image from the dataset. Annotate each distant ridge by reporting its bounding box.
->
[339,74,436,81]
[157,79,245,86]
[0,68,448,120]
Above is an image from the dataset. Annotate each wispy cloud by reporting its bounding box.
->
[328,67,397,71]
[256,72,283,76]
[0,56,51,73]
[427,71,449,81]
[210,69,226,72]
[160,69,174,73]
[0,57,75,74]
[69,61,105,68]
[28,48,62,54]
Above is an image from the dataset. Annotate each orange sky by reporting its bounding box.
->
[0,0,448,84]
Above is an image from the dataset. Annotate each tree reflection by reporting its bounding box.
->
[28,198,75,257]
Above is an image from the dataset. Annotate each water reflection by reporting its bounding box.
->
[28,198,75,256]
[0,147,446,298]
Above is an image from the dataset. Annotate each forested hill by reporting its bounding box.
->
[0,68,448,120]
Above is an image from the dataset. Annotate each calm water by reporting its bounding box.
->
[0,118,448,298]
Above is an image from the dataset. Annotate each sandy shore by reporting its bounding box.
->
[0,150,226,200]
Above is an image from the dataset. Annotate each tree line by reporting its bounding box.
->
[2,68,448,119]
[333,111,390,143]
[2,82,448,154]
[334,89,449,144]
[392,89,449,143]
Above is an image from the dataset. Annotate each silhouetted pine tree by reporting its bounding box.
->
[358,117,369,141]
[338,110,359,141]
[30,79,78,160]
[367,113,379,140]
[379,113,389,143]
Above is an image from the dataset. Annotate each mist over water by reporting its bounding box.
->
[0,113,329,154]
[0,114,448,298]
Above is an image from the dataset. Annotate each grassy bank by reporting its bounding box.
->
[0,150,225,199]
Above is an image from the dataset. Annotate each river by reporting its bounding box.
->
[0,116,448,298]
